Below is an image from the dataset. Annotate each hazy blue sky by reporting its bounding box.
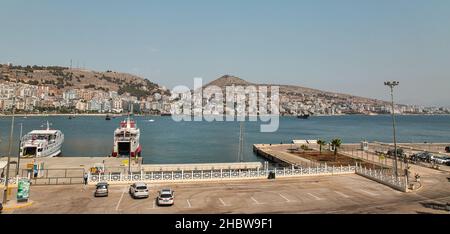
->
[1,0,449,106]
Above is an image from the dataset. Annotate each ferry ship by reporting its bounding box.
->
[112,116,141,158]
[20,122,64,158]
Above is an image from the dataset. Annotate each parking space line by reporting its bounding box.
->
[359,189,379,196]
[251,196,263,205]
[307,193,324,201]
[115,188,126,211]
[219,198,230,206]
[334,191,351,198]
[278,193,292,202]
[186,199,192,208]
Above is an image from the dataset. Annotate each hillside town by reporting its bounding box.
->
[0,64,449,116]
[1,80,449,116]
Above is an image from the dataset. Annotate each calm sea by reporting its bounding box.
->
[0,115,449,164]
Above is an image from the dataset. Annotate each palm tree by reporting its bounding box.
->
[317,139,327,154]
[331,138,342,161]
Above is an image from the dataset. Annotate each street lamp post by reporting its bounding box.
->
[384,81,399,179]
[2,92,16,204]
[16,123,23,176]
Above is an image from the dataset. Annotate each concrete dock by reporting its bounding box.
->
[253,144,320,167]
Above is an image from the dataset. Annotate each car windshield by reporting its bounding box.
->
[97,185,107,189]
[136,186,147,190]
[160,193,172,198]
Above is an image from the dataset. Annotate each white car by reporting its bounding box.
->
[129,182,149,199]
[433,156,450,165]
[157,189,175,206]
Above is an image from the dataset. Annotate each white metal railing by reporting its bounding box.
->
[0,177,21,186]
[355,165,407,192]
[88,165,356,183]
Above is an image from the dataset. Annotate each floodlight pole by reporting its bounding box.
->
[385,81,399,179]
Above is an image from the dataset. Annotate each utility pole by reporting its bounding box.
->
[16,123,23,176]
[238,122,245,162]
[384,81,399,179]
[2,85,16,204]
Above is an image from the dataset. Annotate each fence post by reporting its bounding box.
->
[182,170,184,180]
[220,169,223,178]
[151,171,153,180]
[192,171,194,180]
[172,171,174,180]
[256,167,259,177]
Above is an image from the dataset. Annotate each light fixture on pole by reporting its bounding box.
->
[384,81,399,178]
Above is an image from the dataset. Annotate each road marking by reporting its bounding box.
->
[219,198,230,206]
[278,193,292,202]
[359,189,379,196]
[251,196,263,205]
[186,199,192,208]
[115,187,126,211]
[334,191,351,198]
[307,193,324,201]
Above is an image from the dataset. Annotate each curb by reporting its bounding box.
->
[3,201,34,211]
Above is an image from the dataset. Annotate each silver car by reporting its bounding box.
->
[157,189,175,206]
[129,182,149,199]
[94,182,109,197]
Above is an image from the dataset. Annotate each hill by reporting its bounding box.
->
[0,64,169,99]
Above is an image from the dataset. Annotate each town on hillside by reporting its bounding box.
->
[0,64,448,116]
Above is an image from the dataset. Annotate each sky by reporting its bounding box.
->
[1,0,449,107]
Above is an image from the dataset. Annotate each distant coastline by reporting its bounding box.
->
[0,113,449,117]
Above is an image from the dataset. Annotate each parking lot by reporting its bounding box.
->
[3,174,450,214]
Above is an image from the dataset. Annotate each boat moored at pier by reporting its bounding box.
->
[112,117,141,158]
[20,122,64,158]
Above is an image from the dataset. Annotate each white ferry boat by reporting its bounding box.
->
[112,116,141,158]
[20,122,64,158]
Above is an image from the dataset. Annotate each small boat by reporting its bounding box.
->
[111,116,141,158]
[148,119,155,122]
[105,114,111,120]
[20,122,64,158]
[160,112,172,117]
[297,114,310,119]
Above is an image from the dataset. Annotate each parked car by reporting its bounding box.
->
[445,146,450,153]
[411,152,434,162]
[129,182,149,199]
[433,156,450,165]
[387,149,406,158]
[157,188,175,206]
[94,182,109,197]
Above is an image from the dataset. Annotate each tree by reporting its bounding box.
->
[317,139,327,154]
[331,138,342,160]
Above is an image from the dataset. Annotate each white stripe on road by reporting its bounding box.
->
[186,199,192,208]
[334,191,351,198]
[251,197,263,205]
[278,193,292,202]
[307,193,324,201]
[359,189,379,196]
[115,188,126,211]
[219,198,229,206]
